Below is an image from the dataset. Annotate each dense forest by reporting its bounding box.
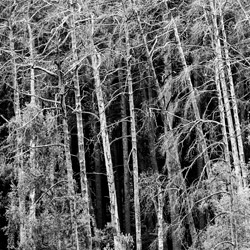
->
[1,0,250,249]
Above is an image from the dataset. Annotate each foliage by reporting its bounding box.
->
[93,223,134,250]
[200,190,250,250]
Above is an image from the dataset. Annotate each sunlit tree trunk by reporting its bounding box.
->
[157,188,164,250]
[219,3,247,187]
[209,0,243,190]
[215,58,230,164]
[124,14,142,249]
[69,1,92,248]
[90,16,120,238]
[27,10,36,248]
[57,63,80,250]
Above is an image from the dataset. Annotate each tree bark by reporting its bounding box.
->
[119,67,131,234]
[69,1,92,248]
[9,9,26,247]
[27,10,37,248]
[209,0,243,189]
[124,16,142,250]
[157,188,164,250]
[219,3,247,187]
[57,63,80,250]
[90,15,120,236]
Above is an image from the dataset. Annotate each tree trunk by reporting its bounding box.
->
[214,54,230,164]
[69,1,92,248]
[125,20,142,250]
[57,63,80,250]
[219,3,247,187]
[157,188,164,250]
[92,53,120,235]
[27,21,36,106]
[9,12,26,248]
[91,15,120,236]
[119,67,131,234]
[94,138,104,229]
[27,13,37,249]
[209,0,243,189]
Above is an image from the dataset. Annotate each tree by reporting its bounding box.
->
[69,0,92,248]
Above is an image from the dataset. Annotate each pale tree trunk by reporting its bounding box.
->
[9,8,26,247]
[90,16,120,237]
[69,1,92,248]
[57,64,80,250]
[208,0,243,190]
[124,15,142,250]
[29,138,36,250]
[214,59,230,164]
[171,16,210,177]
[119,67,131,234]
[219,3,247,187]
[27,11,36,249]
[27,21,36,106]
[157,188,164,250]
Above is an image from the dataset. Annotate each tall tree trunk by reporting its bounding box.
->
[90,16,120,237]
[27,21,35,106]
[94,137,104,229]
[214,56,230,164]
[209,0,243,190]
[124,15,142,250]
[69,1,92,248]
[57,63,80,250]
[27,12,36,249]
[9,9,26,247]
[219,2,247,187]
[119,67,131,234]
[157,188,164,250]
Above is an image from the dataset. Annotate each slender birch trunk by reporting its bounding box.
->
[27,12,37,248]
[209,0,243,189]
[57,63,80,250]
[69,1,92,248]
[27,22,36,106]
[91,53,120,234]
[90,16,120,237]
[124,16,142,250]
[219,3,247,187]
[215,59,230,163]
[157,188,164,250]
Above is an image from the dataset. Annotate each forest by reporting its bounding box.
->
[0,0,250,249]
